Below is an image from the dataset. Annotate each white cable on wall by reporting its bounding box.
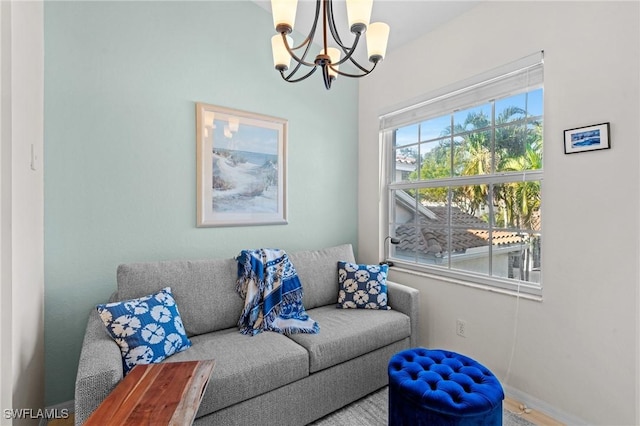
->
[504,281,522,384]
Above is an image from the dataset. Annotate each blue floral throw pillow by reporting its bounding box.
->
[337,262,390,310]
[96,287,191,375]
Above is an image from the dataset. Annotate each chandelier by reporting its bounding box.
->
[270,0,390,90]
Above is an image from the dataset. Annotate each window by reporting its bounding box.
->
[381,53,543,296]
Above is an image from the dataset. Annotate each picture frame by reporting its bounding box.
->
[563,122,611,154]
[196,102,287,227]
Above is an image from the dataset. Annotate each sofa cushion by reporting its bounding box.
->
[167,328,309,416]
[117,258,243,337]
[96,287,192,375]
[288,305,411,373]
[288,244,356,310]
[337,262,390,310]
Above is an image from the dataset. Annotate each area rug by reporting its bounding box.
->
[309,387,535,426]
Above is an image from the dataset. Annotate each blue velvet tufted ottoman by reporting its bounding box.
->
[388,348,504,426]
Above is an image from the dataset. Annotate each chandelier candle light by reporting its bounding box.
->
[270,0,390,90]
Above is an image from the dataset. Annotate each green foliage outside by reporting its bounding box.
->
[404,106,542,231]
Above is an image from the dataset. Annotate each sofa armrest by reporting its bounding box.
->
[74,307,123,426]
[387,281,420,348]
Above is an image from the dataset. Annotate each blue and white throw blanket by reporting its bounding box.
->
[236,249,320,336]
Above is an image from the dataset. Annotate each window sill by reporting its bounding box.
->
[388,262,543,302]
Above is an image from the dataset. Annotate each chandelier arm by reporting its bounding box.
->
[321,65,333,90]
[348,54,373,73]
[281,0,321,79]
[326,0,348,49]
[332,33,363,66]
[325,1,368,69]
[329,61,378,78]
[290,36,313,52]
[284,58,312,81]
[281,33,317,68]
[290,0,322,51]
[287,38,317,76]
[322,0,330,54]
[280,66,318,83]
[288,35,318,76]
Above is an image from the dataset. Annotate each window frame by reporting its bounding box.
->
[380,53,544,297]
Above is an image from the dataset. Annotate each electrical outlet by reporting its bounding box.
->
[456,319,467,337]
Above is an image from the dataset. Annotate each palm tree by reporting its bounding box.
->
[496,127,542,229]
[454,132,491,216]
[495,106,527,158]
[495,137,542,281]
[408,107,542,222]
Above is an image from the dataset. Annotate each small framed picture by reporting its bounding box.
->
[563,122,610,154]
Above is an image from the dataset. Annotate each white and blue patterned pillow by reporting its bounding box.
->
[337,262,390,310]
[96,287,192,375]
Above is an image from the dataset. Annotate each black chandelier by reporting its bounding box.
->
[270,0,390,90]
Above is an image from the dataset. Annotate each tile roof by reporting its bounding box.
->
[395,204,525,257]
[396,154,417,165]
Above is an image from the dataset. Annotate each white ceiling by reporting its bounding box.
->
[253,0,480,55]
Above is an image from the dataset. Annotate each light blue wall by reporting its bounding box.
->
[44,1,358,405]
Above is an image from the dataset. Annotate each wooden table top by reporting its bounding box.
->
[85,360,215,426]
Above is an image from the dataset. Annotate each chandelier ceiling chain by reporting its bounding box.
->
[270,0,390,90]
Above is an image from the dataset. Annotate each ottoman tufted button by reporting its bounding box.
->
[388,348,504,426]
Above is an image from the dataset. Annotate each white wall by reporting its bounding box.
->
[358,2,639,425]
[0,1,45,424]
[0,1,10,419]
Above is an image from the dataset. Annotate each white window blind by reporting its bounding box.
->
[380,51,544,131]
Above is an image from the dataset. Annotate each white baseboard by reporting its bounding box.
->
[503,384,587,425]
[39,400,74,426]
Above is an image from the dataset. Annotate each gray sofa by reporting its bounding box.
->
[74,244,419,425]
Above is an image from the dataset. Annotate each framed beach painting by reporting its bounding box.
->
[563,122,611,154]
[196,102,288,227]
